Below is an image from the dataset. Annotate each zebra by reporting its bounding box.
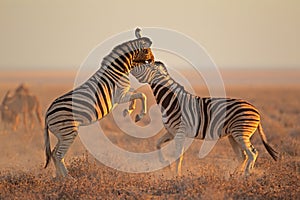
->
[44,29,154,177]
[129,61,278,176]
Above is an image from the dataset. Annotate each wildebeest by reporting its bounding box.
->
[0,84,43,131]
[0,91,19,131]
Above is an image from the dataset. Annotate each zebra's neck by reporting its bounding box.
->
[150,75,186,97]
[105,64,130,74]
[100,62,130,75]
[95,65,130,81]
[100,49,136,75]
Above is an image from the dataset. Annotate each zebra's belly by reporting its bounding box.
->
[46,104,113,133]
[77,105,114,126]
[185,125,201,138]
[195,127,229,140]
[162,118,199,138]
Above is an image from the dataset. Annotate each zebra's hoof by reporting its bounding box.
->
[135,115,141,122]
[160,159,170,166]
[135,113,145,122]
[123,109,129,117]
[54,174,76,182]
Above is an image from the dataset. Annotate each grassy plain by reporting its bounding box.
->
[0,69,299,199]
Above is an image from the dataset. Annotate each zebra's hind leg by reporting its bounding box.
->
[233,136,258,176]
[52,146,68,178]
[246,145,258,171]
[228,135,245,162]
[52,129,78,177]
[228,135,247,175]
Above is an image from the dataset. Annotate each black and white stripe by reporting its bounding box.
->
[44,30,154,177]
[131,61,278,176]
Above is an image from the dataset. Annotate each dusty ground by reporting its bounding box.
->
[0,69,299,199]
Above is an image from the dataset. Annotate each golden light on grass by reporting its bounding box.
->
[0,69,299,198]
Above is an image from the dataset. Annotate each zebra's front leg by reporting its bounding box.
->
[121,92,147,122]
[131,92,147,122]
[156,132,174,165]
[123,99,136,117]
[174,132,185,177]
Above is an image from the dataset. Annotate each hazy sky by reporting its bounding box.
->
[0,0,299,70]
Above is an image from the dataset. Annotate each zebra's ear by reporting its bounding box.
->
[138,37,152,49]
[133,28,152,49]
[135,28,142,39]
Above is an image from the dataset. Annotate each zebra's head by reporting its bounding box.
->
[131,28,154,67]
[101,32,154,71]
[131,61,169,84]
[132,45,154,66]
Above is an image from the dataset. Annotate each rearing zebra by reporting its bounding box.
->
[44,29,154,177]
[129,61,278,176]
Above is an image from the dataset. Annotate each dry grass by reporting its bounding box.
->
[0,75,300,199]
[0,153,299,199]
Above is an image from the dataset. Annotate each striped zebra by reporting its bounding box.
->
[129,61,278,176]
[44,29,154,177]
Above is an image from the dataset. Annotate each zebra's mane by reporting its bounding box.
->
[151,62,185,93]
[114,36,152,51]
[98,37,152,76]
[150,61,185,95]
[100,37,152,65]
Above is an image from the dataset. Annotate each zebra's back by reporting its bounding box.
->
[195,97,260,140]
[46,75,116,131]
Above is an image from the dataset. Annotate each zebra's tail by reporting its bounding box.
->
[258,123,278,161]
[44,122,51,168]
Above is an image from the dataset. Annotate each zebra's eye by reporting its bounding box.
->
[145,58,153,64]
